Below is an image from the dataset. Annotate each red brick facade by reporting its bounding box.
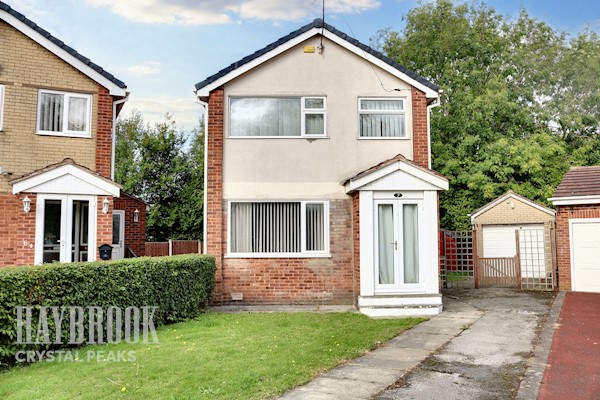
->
[0,193,36,267]
[114,194,147,257]
[352,192,360,306]
[555,204,600,291]
[412,87,429,169]
[95,85,114,179]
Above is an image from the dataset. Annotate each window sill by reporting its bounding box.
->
[225,253,332,259]
[227,136,329,140]
[36,131,92,139]
[357,137,410,140]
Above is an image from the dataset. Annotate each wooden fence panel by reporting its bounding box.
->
[145,242,169,257]
[145,240,203,257]
[478,257,518,287]
[172,240,201,255]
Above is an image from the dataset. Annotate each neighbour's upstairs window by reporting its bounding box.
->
[0,84,4,131]
[37,89,92,137]
[359,98,406,138]
[230,97,326,137]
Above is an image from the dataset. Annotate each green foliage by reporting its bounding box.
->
[375,0,600,229]
[114,112,205,241]
[0,255,216,366]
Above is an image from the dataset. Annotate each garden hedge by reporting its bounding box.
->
[0,254,215,366]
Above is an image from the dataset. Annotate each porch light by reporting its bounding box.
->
[102,197,110,214]
[133,208,140,223]
[22,196,31,213]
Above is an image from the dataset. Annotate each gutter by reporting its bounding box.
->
[197,96,209,254]
[111,94,130,182]
[426,94,441,170]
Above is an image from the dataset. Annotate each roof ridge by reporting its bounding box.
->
[0,1,126,90]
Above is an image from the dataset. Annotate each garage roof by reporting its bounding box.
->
[553,166,600,198]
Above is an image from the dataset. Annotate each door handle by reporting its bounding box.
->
[390,241,398,250]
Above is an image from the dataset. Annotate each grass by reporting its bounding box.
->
[0,312,423,400]
[445,271,474,282]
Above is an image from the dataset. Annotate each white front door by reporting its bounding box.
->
[571,220,600,293]
[112,210,125,259]
[35,194,96,264]
[374,200,423,292]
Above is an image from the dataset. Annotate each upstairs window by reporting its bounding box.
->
[230,97,326,137]
[359,98,406,138]
[0,84,4,131]
[229,201,329,256]
[37,90,92,137]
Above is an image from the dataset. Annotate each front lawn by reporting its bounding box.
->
[0,312,423,399]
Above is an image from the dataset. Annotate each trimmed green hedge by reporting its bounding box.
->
[0,254,215,366]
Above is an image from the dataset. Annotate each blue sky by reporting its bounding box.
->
[5,0,599,131]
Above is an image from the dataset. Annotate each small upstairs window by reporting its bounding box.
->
[359,98,406,138]
[230,96,326,137]
[37,90,92,137]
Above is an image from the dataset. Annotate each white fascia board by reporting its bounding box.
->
[12,164,120,196]
[345,161,448,193]
[1,11,126,97]
[472,193,556,220]
[549,195,600,206]
[195,27,439,99]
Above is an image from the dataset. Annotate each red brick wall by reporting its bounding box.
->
[411,87,429,169]
[95,85,113,179]
[221,199,354,304]
[555,204,600,291]
[96,196,113,260]
[114,195,146,257]
[352,192,360,306]
[206,87,225,302]
[0,193,36,267]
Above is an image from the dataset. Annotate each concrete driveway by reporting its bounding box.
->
[378,288,555,400]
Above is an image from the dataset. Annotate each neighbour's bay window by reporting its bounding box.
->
[229,201,329,256]
[37,89,92,137]
[230,97,326,137]
[359,98,406,138]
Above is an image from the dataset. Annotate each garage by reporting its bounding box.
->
[550,165,600,293]
[570,220,600,292]
[483,224,545,278]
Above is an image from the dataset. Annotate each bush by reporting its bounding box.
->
[0,254,215,366]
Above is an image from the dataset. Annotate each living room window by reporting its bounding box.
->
[228,201,329,256]
[358,98,406,138]
[230,97,326,137]
[37,90,92,137]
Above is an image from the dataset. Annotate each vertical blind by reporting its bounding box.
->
[359,99,406,138]
[39,93,64,132]
[230,202,326,253]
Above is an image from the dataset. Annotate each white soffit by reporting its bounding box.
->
[345,161,448,193]
[12,164,120,196]
[196,27,438,99]
[550,195,600,206]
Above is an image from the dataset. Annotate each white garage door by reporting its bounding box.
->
[483,225,545,278]
[571,221,600,293]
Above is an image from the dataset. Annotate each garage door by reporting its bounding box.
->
[483,225,545,278]
[571,221,600,293]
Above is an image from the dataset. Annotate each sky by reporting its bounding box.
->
[4,0,599,131]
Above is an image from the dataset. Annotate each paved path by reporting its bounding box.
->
[278,298,483,400]
[539,292,600,400]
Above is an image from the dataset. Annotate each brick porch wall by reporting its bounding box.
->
[411,87,429,169]
[221,199,354,304]
[96,196,113,260]
[352,192,360,306]
[555,204,600,291]
[114,195,146,257]
[0,193,36,267]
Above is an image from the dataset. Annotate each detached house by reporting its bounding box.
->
[0,2,146,266]
[195,19,448,316]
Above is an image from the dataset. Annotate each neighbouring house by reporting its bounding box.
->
[470,191,556,289]
[550,166,600,293]
[0,2,146,266]
[195,18,449,316]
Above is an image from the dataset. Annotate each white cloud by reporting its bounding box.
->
[85,0,380,25]
[124,96,202,132]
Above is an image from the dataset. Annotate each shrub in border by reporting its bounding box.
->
[0,254,215,366]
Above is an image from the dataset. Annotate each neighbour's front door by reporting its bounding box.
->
[36,194,95,264]
[374,200,422,292]
[111,210,125,259]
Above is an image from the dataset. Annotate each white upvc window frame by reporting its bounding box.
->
[358,97,408,140]
[0,84,4,131]
[226,200,331,258]
[228,96,327,138]
[36,89,92,138]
